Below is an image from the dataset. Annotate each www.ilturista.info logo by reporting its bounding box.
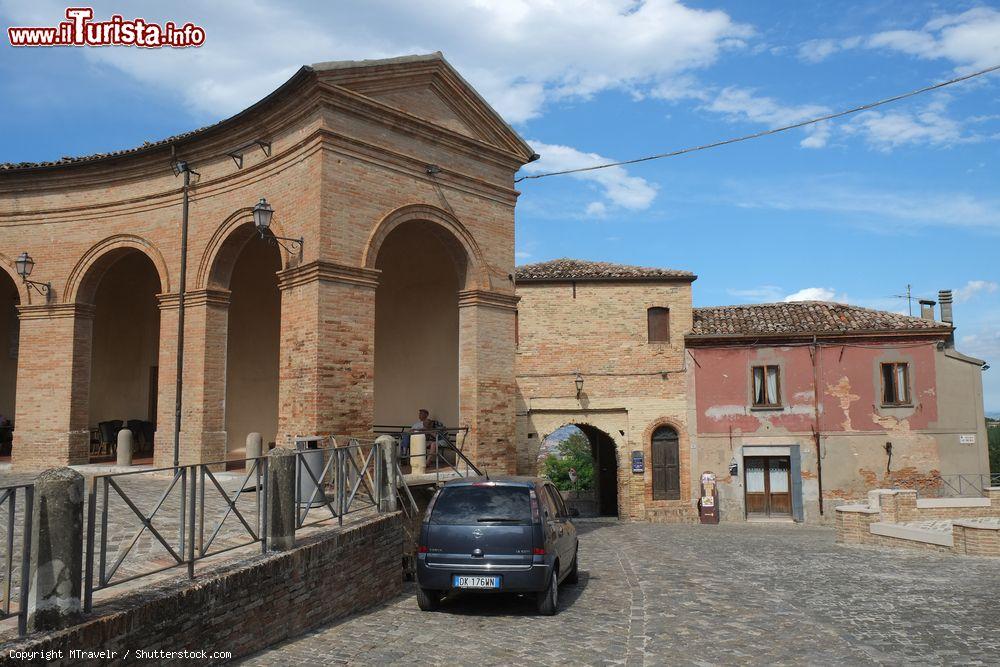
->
[7,7,206,48]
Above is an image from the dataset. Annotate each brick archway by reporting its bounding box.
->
[65,235,170,305]
[0,254,31,306]
[198,208,293,291]
[363,204,491,291]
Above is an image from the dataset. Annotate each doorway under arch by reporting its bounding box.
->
[373,219,466,430]
[576,424,619,517]
[85,250,162,462]
[223,230,282,461]
[540,423,619,517]
[0,271,19,459]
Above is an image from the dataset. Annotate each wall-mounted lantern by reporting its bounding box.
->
[253,198,303,255]
[574,372,584,399]
[15,252,51,299]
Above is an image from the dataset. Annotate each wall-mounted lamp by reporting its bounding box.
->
[574,372,584,399]
[426,164,441,175]
[15,252,51,299]
[253,198,303,255]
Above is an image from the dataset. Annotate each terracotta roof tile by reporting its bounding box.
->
[690,301,950,337]
[516,258,695,282]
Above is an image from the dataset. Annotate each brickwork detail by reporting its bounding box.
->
[0,514,402,665]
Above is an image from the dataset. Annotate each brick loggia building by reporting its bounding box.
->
[0,53,535,470]
[514,259,991,524]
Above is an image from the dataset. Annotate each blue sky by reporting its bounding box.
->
[1,1,998,409]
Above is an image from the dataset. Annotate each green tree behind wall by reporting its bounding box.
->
[988,423,1000,475]
[541,433,595,491]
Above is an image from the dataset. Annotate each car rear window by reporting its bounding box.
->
[429,485,532,525]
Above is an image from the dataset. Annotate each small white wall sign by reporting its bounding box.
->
[959,434,976,445]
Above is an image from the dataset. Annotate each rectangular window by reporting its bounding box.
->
[881,362,911,405]
[647,307,669,343]
[752,365,781,407]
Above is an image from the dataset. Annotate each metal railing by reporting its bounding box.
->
[893,472,1000,498]
[0,484,33,635]
[83,455,270,611]
[83,439,404,612]
[295,439,388,529]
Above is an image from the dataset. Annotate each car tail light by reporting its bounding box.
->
[532,547,546,556]
[417,545,429,553]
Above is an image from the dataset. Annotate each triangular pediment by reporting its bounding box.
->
[311,53,534,160]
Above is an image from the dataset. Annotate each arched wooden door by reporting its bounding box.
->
[651,426,680,500]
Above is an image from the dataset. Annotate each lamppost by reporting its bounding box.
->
[574,372,584,399]
[252,198,302,254]
[14,252,51,300]
[170,159,198,468]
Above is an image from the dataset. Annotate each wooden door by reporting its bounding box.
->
[651,427,680,500]
[767,457,792,516]
[744,456,791,517]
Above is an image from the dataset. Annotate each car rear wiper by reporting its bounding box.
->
[477,517,521,522]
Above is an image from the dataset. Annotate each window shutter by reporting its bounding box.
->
[647,307,669,343]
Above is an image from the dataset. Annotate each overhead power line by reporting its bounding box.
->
[515,63,1000,183]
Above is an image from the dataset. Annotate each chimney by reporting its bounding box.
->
[919,299,936,321]
[938,290,953,324]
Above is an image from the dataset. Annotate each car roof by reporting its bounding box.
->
[441,475,547,488]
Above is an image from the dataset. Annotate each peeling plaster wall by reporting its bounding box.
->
[690,339,990,522]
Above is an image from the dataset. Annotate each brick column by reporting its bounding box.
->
[13,304,94,468]
[155,290,231,467]
[276,261,378,443]
[458,290,518,474]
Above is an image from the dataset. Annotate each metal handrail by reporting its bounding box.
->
[0,483,33,636]
[892,472,999,498]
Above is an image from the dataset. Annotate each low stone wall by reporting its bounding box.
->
[0,513,402,666]
[836,488,1000,558]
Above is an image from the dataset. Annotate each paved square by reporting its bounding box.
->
[242,520,1000,666]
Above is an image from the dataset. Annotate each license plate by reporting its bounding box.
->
[452,575,500,589]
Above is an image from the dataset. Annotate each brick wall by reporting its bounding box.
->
[514,279,696,521]
[0,56,530,473]
[0,513,402,666]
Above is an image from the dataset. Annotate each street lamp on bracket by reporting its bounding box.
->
[14,252,51,300]
[252,198,303,255]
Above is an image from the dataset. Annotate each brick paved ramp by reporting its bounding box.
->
[241,520,1000,666]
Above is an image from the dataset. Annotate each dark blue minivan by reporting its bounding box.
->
[415,476,579,615]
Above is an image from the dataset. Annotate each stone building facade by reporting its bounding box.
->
[514,259,991,524]
[0,53,534,471]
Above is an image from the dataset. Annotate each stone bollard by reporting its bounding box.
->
[410,434,427,475]
[266,448,296,551]
[116,428,133,466]
[27,467,84,632]
[246,432,263,460]
[375,435,397,512]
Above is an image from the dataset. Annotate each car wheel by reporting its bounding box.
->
[565,550,579,584]
[416,587,442,611]
[536,569,558,616]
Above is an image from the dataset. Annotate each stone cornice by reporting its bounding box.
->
[277,260,381,291]
[17,302,95,321]
[458,289,519,311]
[157,289,231,310]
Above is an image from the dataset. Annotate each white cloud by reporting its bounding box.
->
[842,98,985,151]
[514,250,533,260]
[783,287,842,302]
[797,36,862,63]
[869,8,1000,71]
[704,87,831,147]
[955,280,999,302]
[797,8,1000,72]
[726,285,849,304]
[729,178,1000,233]
[0,0,751,123]
[524,140,658,213]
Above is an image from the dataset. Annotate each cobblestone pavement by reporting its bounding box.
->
[241,520,1000,666]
